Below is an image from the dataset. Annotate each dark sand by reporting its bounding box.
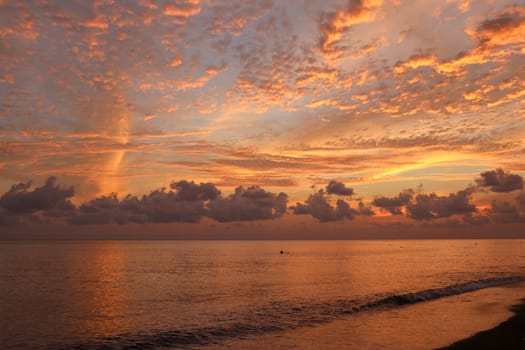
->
[438,298,525,350]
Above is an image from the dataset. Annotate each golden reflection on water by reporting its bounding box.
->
[67,241,134,338]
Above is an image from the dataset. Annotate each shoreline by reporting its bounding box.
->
[438,298,525,350]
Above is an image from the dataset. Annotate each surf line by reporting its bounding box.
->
[55,276,525,350]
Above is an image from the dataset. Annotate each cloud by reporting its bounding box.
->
[390,6,525,81]
[207,186,288,222]
[357,201,375,216]
[0,178,288,225]
[66,182,218,225]
[369,169,525,223]
[163,0,201,18]
[126,189,208,223]
[2,169,524,227]
[467,6,525,48]
[371,186,477,221]
[0,177,75,214]
[517,193,525,208]
[319,0,383,59]
[462,212,490,226]
[393,53,437,74]
[170,180,221,201]
[208,0,273,36]
[68,188,211,225]
[326,180,354,196]
[0,208,17,226]
[292,190,342,222]
[406,188,476,220]
[78,193,120,212]
[475,168,523,193]
[372,189,414,215]
[487,200,525,223]
[66,193,125,225]
[67,211,113,225]
[81,15,109,30]
[291,190,370,222]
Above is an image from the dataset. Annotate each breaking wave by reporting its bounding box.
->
[52,276,525,350]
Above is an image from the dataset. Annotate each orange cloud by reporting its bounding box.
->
[164,0,201,18]
[394,53,438,74]
[319,0,383,59]
[82,15,109,30]
[466,6,525,48]
[168,55,183,67]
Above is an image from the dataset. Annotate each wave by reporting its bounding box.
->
[367,276,525,308]
[52,276,525,350]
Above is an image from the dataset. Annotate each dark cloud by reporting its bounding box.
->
[291,190,370,222]
[67,181,222,225]
[170,180,221,201]
[0,178,290,225]
[488,200,525,223]
[476,168,523,192]
[357,201,375,216]
[292,191,339,222]
[372,189,414,215]
[0,177,75,214]
[2,171,524,228]
[516,193,525,208]
[406,188,477,220]
[472,7,525,45]
[319,0,374,58]
[462,213,490,226]
[368,169,523,223]
[67,188,210,225]
[67,212,113,225]
[78,194,120,213]
[138,189,208,223]
[335,198,357,220]
[0,208,17,226]
[207,186,288,222]
[67,194,126,225]
[326,180,354,196]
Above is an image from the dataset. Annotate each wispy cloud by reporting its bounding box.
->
[1,1,524,235]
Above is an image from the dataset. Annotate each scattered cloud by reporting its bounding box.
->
[476,168,524,192]
[163,0,201,18]
[292,190,364,222]
[406,188,477,220]
[2,169,525,227]
[208,186,287,222]
[467,6,525,48]
[0,177,74,214]
[372,189,414,215]
[319,0,384,59]
[487,200,525,223]
[169,180,221,201]
[1,1,525,236]
[325,180,354,196]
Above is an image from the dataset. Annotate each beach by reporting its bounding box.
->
[439,298,525,350]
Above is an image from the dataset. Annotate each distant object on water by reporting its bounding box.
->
[280,250,284,254]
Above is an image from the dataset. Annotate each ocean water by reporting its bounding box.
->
[1,239,524,349]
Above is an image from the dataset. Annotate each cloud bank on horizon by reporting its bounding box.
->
[1,0,525,234]
[1,169,524,228]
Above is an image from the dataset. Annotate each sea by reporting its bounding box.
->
[1,239,525,350]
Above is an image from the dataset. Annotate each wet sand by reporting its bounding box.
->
[212,285,525,350]
[438,298,525,350]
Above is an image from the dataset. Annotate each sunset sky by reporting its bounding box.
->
[1,0,525,238]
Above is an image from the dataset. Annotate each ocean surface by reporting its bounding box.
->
[1,239,525,349]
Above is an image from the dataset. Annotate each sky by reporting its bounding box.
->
[1,0,525,238]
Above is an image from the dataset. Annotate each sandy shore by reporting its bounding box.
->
[438,298,525,350]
